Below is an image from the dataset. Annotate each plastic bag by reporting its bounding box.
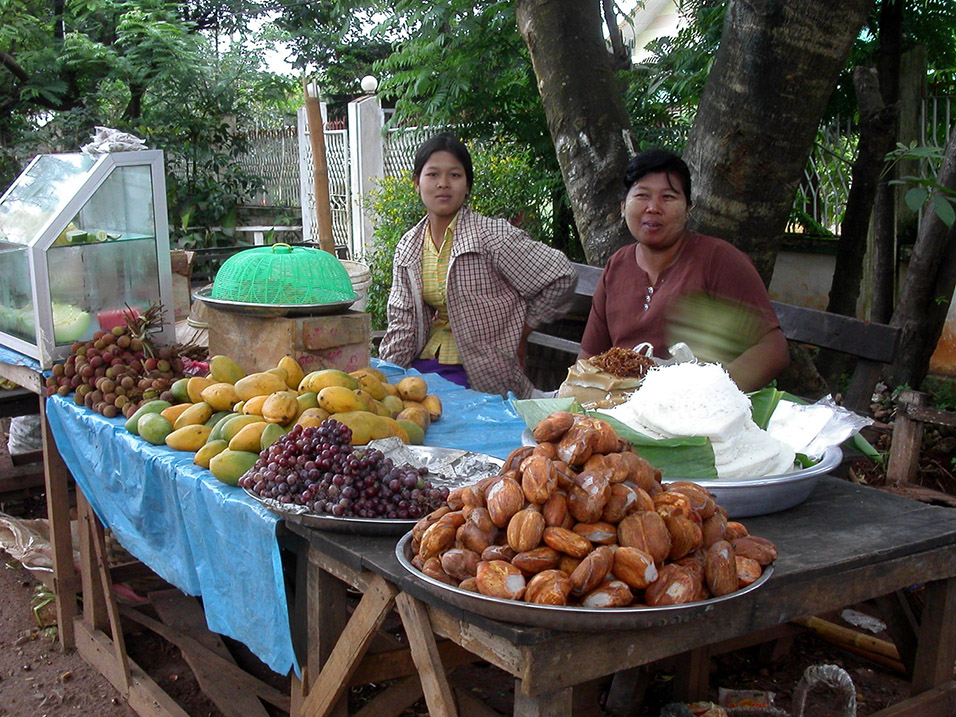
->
[7,414,42,454]
[81,126,148,155]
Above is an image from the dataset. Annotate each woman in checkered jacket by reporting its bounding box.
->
[378,134,577,398]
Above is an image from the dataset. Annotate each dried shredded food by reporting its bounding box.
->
[587,347,654,378]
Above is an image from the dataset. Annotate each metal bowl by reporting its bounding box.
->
[396,532,773,630]
[669,445,843,518]
[193,284,355,318]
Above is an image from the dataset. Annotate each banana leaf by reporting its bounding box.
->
[593,413,718,480]
[510,397,583,429]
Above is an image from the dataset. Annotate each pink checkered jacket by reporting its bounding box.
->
[379,206,576,398]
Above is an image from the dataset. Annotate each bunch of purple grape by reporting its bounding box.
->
[238,419,450,520]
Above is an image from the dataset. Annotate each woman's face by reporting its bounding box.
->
[622,171,689,251]
[414,150,469,219]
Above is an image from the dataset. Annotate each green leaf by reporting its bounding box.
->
[905,187,928,213]
[748,387,785,430]
[593,414,718,480]
[932,192,955,227]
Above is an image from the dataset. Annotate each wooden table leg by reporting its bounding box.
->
[300,574,399,717]
[513,680,573,716]
[672,645,711,702]
[394,591,458,717]
[40,401,77,649]
[910,577,956,695]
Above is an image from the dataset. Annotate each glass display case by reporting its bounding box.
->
[0,150,174,368]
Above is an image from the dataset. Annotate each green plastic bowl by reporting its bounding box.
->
[210,244,357,305]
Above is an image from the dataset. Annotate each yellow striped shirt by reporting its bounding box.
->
[419,215,460,364]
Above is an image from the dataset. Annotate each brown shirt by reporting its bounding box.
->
[580,233,780,359]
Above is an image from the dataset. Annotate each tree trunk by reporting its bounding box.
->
[871,0,904,323]
[683,0,873,284]
[516,0,634,266]
[602,0,631,72]
[889,129,956,389]
[815,66,898,388]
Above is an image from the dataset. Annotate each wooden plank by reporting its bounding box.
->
[0,387,40,418]
[301,575,399,717]
[87,504,132,690]
[307,554,350,717]
[150,589,271,717]
[452,686,505,717]
[604,667,649,717]
[770,301,900,362]
[875,591,919,674]
[353,675,423,717]
[887,390,928,483]
[869,681,956,716]
[76,493,109,632]
[119,605,291,712]
[74,617,190,716]
[395,591,459,717]
[902,403,956,428]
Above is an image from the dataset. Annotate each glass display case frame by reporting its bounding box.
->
[0,149,174,368]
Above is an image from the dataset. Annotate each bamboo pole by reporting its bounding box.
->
[302,78,336,255]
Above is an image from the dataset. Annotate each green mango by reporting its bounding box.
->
[137,412,174,445]
[124,400,172,435]
[170,377,191,404]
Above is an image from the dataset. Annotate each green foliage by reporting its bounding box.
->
[364,140,565,330]
[886,141,956,227]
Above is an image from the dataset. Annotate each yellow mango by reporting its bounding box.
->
[228,421,270,452]
[350,366,387,383]
[173,401,214,430]
[278,356,305,390]
[262,390,299,424]
[397,405,430,431]
[296,407,331,428]
[160,402,195,426]
[266,366,289,385]
[352,372,387,400]
[186,376,216,404]
[369,399,391,417]
[353,389,376,412]
[422,394,443,422]
[194,439,228,469]
[298,368,359,394]
[396,376,428,402]
[379,416,409,443]
[234,372,288,401]
[209,355,246,384]
[381,381,399,397]
[241,394,269,416]
[318,385,367,414]
[200,382,240,412]
[209,449,259,485]
[328,410,380,445]
[165,424,213,452]
[220,414,266,443]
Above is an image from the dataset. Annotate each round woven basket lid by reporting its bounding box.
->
[210,244,357,305]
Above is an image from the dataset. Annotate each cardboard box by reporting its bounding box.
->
[205,307,370,374]
[170,250,195,321]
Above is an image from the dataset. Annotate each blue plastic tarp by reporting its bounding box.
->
[45,396,297,676]
[42,359,528,678]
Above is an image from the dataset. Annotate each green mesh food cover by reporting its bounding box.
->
[210,244,357,305]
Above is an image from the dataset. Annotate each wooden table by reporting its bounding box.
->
[285,476,956,716]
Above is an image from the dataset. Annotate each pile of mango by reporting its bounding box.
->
[123,355,443,484]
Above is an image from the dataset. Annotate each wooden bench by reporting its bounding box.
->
[527,261,901,413]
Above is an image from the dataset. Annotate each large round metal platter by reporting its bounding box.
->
[193,284,355,318]
[395,532,773,630]
[520,428,841,518]
[667,445,843,519]
[244,443,503,535]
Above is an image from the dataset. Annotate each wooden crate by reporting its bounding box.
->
[205,307,370,374]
